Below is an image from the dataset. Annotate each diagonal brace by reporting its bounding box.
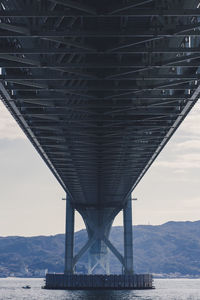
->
[101,235,125,267]
[73,207,125,268]
[73,235,96,266]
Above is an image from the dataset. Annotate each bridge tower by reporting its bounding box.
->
[64,194,134,275]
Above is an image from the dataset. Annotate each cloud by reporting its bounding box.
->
[154,103,200,173]
[177,103,200,138]
[173,169,186,174]
[183,197,200,209]
[0,100,26,140]
[155,158,200,170]
[174,140,200,151]
[155,152,200,170]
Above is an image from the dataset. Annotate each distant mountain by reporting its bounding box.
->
[0,221,200,277]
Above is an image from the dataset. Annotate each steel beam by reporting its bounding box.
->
[123,197,134,275]
[1,9,200,17]
[64,195,75,274]
[2,74,200,81]
[73,235,96,266]
[48,0,96,15]
[1,47,200,54]
[109,0,154,14]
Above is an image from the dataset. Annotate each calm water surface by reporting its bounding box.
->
[0,278,200,299]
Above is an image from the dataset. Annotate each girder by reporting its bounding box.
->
[2,9,200,17]
[0,0,200,213]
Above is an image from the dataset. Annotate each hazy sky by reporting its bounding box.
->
[0,100,200,236]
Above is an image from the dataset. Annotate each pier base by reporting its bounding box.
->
[44,273,153,290]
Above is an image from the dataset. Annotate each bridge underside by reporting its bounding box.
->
[0,0,200,277]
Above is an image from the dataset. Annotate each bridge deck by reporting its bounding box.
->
[0,0,199,211]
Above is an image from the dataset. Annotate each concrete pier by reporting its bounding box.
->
[44,195,154,290]
[45,273,153,290]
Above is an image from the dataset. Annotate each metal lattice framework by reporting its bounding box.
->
[1,0,200,214]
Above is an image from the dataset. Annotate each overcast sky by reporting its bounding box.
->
[0,100,200,237]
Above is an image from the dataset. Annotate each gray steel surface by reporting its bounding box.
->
[123,197,134,274]
[64,196,75,274]
[0,0,199,212]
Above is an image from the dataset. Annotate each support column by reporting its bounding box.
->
[64,195,75,274]
[106,251,110,275]
[123,196,134,275]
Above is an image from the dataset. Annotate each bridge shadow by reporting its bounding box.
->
[61,289,151,300]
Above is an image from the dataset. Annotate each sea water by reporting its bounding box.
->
[0,278,200,299]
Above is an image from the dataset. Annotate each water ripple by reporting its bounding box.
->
[0,278,200,299]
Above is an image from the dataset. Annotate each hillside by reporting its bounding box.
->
[0,221,200,277]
